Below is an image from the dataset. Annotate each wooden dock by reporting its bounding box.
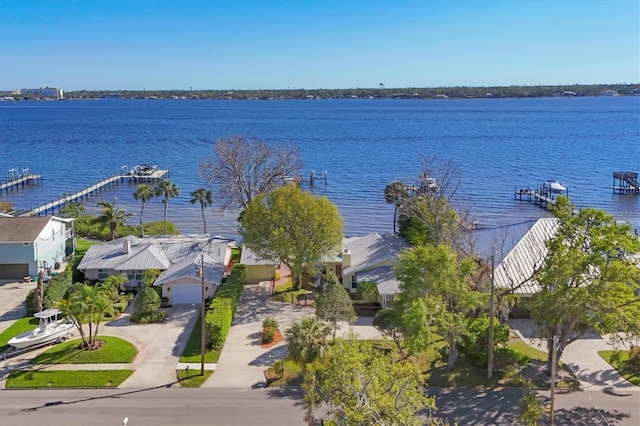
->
[18,169,169,217]
[613,171,639,195]
[514,185,565,210]
[0,172,43,194]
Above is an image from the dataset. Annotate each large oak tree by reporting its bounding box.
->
[238,185,343,288]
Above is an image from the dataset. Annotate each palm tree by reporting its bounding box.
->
[285,316,331,367]
[190,187,213,234]
[384,181,408,235]
[133,184,154,237]
[154,179,180,234]
[97,198,132,240]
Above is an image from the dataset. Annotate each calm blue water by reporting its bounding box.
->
[1,97,639,238]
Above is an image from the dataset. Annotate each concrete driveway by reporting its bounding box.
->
[0,280,36,334]
[204,283,312,388]
[203,283,383,388]
[102,305,199,388]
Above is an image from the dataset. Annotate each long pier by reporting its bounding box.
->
[18,169,168,217]
[0,172,43,194]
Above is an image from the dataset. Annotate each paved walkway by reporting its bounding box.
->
[509,319,639,393]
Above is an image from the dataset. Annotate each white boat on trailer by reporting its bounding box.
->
[8,309,74,349]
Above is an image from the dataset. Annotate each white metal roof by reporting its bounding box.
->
[355,265,400,295]
[154,253,226,287]
[493,218,559,295]
[342,232,409,276]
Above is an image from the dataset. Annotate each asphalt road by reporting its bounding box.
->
[1,387,638,426]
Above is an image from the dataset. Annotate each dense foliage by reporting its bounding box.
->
[204,264,245,349]
[239,185,343,288]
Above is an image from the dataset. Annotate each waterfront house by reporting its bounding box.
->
[77,234,233,305]
[240,245,277,284]
[0,216,75,280]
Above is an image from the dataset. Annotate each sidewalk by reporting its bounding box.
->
[509,319,639,393]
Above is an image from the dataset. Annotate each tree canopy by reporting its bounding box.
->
[190,187,213,234]
[96,198,132,240]
[200,135,302,210]
[315,272,357,339]
[531,197,640,369]
[394,243,481,367]
[303,339,436,426]
[238,185,343,287]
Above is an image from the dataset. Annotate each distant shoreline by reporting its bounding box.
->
[2,83,638,101]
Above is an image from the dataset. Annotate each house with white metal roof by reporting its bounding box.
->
[77,234,233,304]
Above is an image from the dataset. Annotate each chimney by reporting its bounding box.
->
[342,248,351,268]
[123,238,131,254]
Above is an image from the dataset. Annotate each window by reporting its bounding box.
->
[351,275,358,289]
[98,269,108,279]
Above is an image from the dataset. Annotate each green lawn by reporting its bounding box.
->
[598,350,640,387]
[273,280,313,304]
[31,336,137,364]
[179,316,221,363]
[507,340,547,362]
[264,359,304,386]
[74,238,97,258]
[176,369,214,387]
[5,370,133,388]
[0,317,40,352]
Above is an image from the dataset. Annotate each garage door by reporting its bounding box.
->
[172,285,202,304]
[0,263,30,279]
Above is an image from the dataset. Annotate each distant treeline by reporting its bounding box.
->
[3,83,639,100]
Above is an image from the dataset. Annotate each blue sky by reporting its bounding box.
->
[0,0,638,91]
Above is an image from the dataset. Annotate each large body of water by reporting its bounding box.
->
[1,97,639,239]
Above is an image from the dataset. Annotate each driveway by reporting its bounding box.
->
[203,282,383,388]
[203,283,312,388]
[0,280,36,334]
[0,291,199,390]
[509,319,639,393]
[102,304,199,388]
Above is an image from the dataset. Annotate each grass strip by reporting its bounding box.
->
[507,340,547,362]
[598,350,640,387]
[31,336,137,364]
[5,370,133,388]
[179,316,220,363]
[176,369,213,387]
[0,317,40,352]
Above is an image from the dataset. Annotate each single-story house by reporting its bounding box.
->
[0,216,75,279]
[77,234,233,305]
[240,245,277,284]
[335,233,409,308]
[241,232,409,308]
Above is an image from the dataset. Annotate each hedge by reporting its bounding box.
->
[204,264,245,350]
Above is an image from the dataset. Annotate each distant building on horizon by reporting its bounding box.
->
[21,87,64,99]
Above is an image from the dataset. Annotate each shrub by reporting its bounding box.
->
[131,310,167,324]
[203,265,245,349]
[273,360,285,378]
[356,281,379,303]
[134,284,161,315]
[43,269,73,309]
[262,327,276,344]
[24,289,38,315]
[459,316,510,368]
[263,317,279,330]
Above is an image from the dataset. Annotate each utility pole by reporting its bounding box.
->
[200,254,206,376]
[549,332,559,425]
[487,255,495,379]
